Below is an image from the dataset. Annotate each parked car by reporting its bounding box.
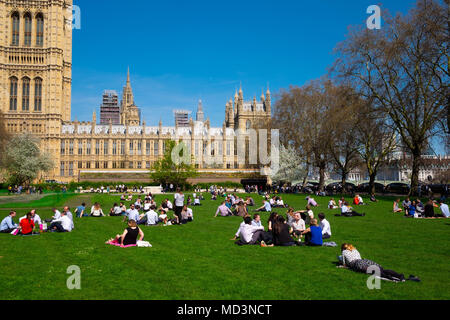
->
[325,182,356,193]
[384,183,410,195]
[357,182,385,193]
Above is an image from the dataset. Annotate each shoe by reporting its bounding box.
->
[408,275,421,282]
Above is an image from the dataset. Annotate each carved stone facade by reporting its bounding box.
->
[1,0,272,182]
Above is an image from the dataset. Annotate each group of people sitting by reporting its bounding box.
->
[0,206,75,235]
[231,204,332,247]
[393,197,450,218]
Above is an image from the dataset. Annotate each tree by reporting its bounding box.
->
[273,79,335,192]
[354,102,397,194]
[270,144,307,184]
[326,85,362,192]
[334,0,449,195]
[2,133,54,186]
[0,111,9,155]
[150,140,198,189]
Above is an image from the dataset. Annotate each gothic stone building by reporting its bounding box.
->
[0,0,272,182]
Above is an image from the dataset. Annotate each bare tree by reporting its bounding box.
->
[354,102,397,194]
[273,78,334,191]
[333,0,449,195]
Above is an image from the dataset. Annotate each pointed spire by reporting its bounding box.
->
[261,88,265,101]
[126,66,131,87]
[266,83,271,96]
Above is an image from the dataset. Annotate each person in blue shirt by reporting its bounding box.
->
[0,211,19,233]
[407,201,416,217]
[301,219,323,246]
[75,203,87,218]
[255,200,272,212]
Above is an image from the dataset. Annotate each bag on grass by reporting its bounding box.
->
[10,228,19,236]
[137,240,152,247]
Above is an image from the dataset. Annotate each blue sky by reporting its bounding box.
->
[72,0,418,126]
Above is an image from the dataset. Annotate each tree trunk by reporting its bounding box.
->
[410,150,421,196]
[341,173,347,194]
[318,165,325,192]
[369,172,377,195]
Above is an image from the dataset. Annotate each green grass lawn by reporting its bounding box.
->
[0,192,449,300]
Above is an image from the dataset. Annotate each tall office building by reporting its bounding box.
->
[100,90,120,125]
[174,109,191,127]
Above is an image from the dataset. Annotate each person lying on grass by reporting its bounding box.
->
[337,202,365,217]
[106,219,144,247]
[338,243,420,282]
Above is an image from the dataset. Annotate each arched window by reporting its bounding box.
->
[34,78,42,111]
[11,12,20,46]
[24,13,32,46]
[9,77,18,111]
[36,13,44,46]
[22,77,30,111]
[246,120,251,131]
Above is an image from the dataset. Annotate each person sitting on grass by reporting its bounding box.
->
[49,211,73,233]
[415,199,425,217]
[215,201,233,217]
[402,197,412,215]
[194,196,201,206]
[439,201,450,218]
[298,205,315,225]
[234,201,248,217]
[393,199,403,213]
[300,219,323,246]
[338,202,365,217]
[267,212,279,232]
[233,216,265,246]
[106,220,144,247]
[353,195,360,205]
[110,203,123,216]
[262,215,296,247]
[75,202,87,218]
[370,193,378,203]
[123,204,140,223]
[406,201,416,218]
[19,209,42,226]
[338,197,345,208]
[286,208,296,226]
[120,194,126,201]
[19,212,36,236]
[139,205,159,226]
[158,209,169,225]
[127,194,133,202]
[251,214,262,227]
[90,203,105,217]
[328,198,338,209]
[245,197,255,206]
[291,213,305,239]
[338,243,420,282]
[318,213,331,239]
[255,199,272,213]
[181,205,194,223]
[51,207,62,220]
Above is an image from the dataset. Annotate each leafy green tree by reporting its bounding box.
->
[2,133,54,186]
[150,140,198,189]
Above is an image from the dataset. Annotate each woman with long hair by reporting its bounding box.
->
[90,202,105,217]
[269,216,296,247]
[267,212,278,232]
[301,219,322,246]
[106,220,144,247]
[339,243,419,282]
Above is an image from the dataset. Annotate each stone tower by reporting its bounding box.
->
[0,0,73,179]
[120,67,140,126]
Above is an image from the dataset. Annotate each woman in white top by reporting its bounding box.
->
[90,203,105,217]
[339,243,417,282]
